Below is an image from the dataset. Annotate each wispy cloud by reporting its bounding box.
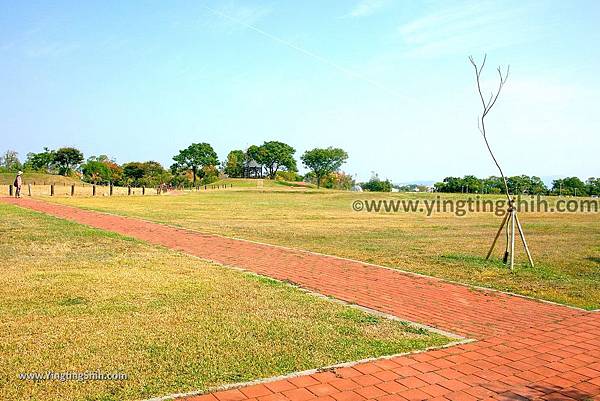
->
[201,1,272,32]
[23,40,79,58]
[201,3,413,101]
[397,1,552,58]
[344,0,390,18]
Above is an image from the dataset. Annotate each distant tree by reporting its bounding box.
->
[172,143,219,185]
[587,177,600,196]
[200,165,220,185]
[53,147,84,176]
[81,160,111,184]
[122,162,146,185]
[224,150,246,178]
[276,170,303,182]
[462,175,483,193]
[552,177,588,196]
[139,161,170,187]
[122,161,170,187]
[105,161,124,184]
[0,150,21,172]
[82,155,123,185]
[24,147,56,172]
[434,177,463,193]
[319,171,354,190]
[362,174,392,192]
[250,141,297,179]
[301,147,348,188]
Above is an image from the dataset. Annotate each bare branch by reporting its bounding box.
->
[469,54,511,200]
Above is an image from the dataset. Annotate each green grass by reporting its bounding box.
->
[46,190,600,309]
[0,203,450,401]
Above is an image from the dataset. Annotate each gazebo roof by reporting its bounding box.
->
[246,159,261,168]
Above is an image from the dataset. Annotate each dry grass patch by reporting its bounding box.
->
[0,204,450,401]
[46,190,600,309]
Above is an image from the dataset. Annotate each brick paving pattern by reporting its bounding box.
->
[3,198,599,400]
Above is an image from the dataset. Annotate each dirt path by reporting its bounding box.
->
[3,197,599,400]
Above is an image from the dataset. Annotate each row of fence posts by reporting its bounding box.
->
[8,182,233,196]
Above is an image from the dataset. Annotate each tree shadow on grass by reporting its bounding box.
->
[587,256,600,266]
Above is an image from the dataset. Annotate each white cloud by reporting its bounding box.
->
[345,0,390,18]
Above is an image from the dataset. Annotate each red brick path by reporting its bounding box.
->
[3,198,600,400]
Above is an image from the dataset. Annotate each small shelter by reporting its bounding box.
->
[244,160,263,178]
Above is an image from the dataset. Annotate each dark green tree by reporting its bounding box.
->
[552,177,588,196]
[81,160,111,184]
[53,147,84,176]
[300,147,348,188]
[224,150,246,178]
[122,162,146,185]
[587,177,600,196]
[249,141,296,179]
[362,174,392,192]
[172,143,219,185]
[23,147,55,172]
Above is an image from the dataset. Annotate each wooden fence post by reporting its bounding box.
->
[50,184,54,196]
[71,184,75,196]
[28,184,32,196]
[110,183,114,196]
[128,185,131,196]
[142,186,145,195]
[9,185,13,196]
[93,185,96,196]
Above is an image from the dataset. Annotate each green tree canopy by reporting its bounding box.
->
[301,147,348,188]
[81,160,111,184]
[0,150,22,172]
[172,143,219,184]
[224,150,246,178]
[434,175,549,195]
[362,175,392,192]
[249,141,296,179]
[53,147,84,176]
[552,177,588,196]
[23,147,55,173]
[587,177,600,196]
[122,161,169,187]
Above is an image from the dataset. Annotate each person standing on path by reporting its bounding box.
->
[14,171,23,198]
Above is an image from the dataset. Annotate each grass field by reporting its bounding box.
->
[0,203,450,401]
[46,188,600,310]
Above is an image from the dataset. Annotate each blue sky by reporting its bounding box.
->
[1,0,599,182]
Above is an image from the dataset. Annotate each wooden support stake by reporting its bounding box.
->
[50,184,54,196]
[9,185,13,197]
[142,186,145,195]
[28,184,32,197]
[515,213,535,267]
[93,185,96,196]
[486,212,509,260]
[510,209,516,271]
[128,185,131,196]
[71,184,75,196]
